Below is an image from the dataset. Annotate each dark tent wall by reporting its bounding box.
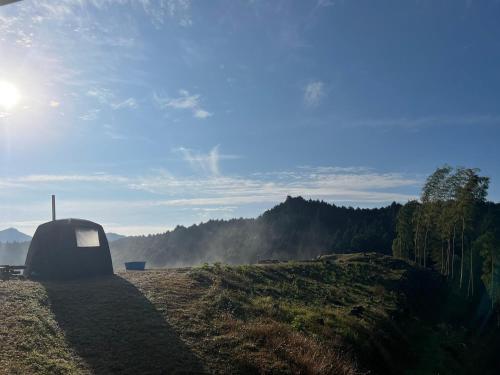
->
[25,219,114,280]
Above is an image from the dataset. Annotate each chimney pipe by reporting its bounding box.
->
[52,195,56,221]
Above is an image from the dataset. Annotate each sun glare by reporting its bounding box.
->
[0,81,21,110]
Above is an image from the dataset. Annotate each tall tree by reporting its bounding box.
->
[474,232,499,308]
[393,200,419,260]
[453,168,489,294]
[421,166,453,268]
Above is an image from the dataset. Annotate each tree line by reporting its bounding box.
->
[393,166,499,308]
[111,196,400,268]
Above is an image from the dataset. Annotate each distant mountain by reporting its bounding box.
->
[106,232,126,242]
[0,228,32,243]
[110,196,401,268]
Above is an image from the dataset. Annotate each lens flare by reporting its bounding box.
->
[0,81,21,110]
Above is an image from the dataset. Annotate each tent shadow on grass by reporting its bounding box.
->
[42,275,205,374]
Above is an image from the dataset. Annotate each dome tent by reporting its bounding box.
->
[24,218,114,280]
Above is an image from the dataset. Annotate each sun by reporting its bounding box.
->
[0,81,21,110]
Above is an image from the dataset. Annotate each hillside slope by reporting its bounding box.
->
[1,253,498,374]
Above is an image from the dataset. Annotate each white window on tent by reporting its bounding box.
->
[75,228,100,247]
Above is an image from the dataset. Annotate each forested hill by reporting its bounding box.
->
[110,196,401,268]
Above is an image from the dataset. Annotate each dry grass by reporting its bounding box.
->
[0,280,84,375]
[0,253,472,374]
[224,317,361,375]
[0,255,399,374]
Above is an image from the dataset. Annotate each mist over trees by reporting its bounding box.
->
[110,196,400,268]
[0,241,29,265]
[393,166,500,308]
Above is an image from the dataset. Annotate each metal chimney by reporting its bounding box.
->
[52,195,56,221]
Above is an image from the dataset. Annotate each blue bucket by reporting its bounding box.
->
[125,261,146,271]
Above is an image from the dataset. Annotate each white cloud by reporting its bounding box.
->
[138,0,192,28]
[87,88,114,105]
[304,81,325,107]
[4,1,192,29]
[15,173,129,184]
[194,109,212,119]
[317,0,335,8]
[112,98,138,110]
[154,90,213,119]
[86,88,138,110]
[163,90,198,109]
[80,108,100,121]
[85,88,138,118]
[174,145,222,175]
[103,124,128,140]
[126,165,418,204]
[347,114,500,129]
[0,166,418,205]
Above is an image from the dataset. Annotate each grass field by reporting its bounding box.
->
[0,253,495,374]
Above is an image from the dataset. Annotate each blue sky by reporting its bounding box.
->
[0,0,499,235]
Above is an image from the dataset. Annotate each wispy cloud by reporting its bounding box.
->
[80,109,100,121]
[126,165,419,204]
[0,165,419,235]
[87,88,114,105]
[103,124,128,140]
[135,0,192,28]
[112,98,138,110]
[0,166,418,205]
[86,88,138,111]
[154,90,213,119]
[4,1,192,29]
[304,81,325,107]
[316,0,336,8]
[194,109,212,119]
[15,173,129,184]
[346,114,500,129]
[173,145,239,175]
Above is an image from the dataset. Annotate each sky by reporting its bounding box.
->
[0,0,499,236]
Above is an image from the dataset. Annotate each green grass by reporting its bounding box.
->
[187,253,410,374]
[0,253,497,374]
